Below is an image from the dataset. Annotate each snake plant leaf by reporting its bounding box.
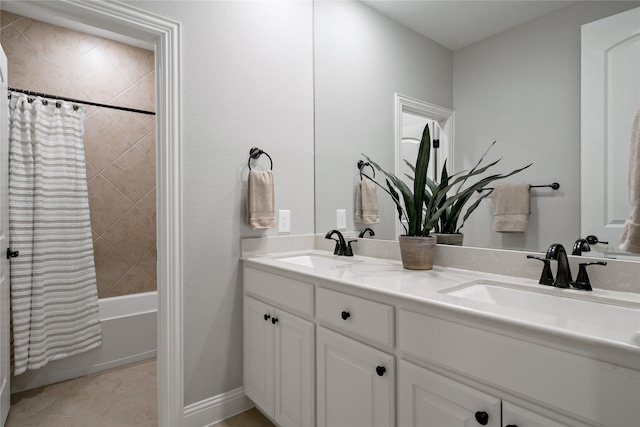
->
[386,179,408,234]
[412,124,432,235]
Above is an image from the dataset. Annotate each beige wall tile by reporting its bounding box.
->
[59,46,132,104]
[102,147,155,203]
[85,162,98,181]
[107,266,156,297]
[102,39,154,85]
[93,238,133,297]
[2,24,55,88]
[137,246,157,281]
[102,207,155,263]
[136,189,156,222]
[13,17,103,69]
[136,72,155,105]
[83,110,131,171]
[87,175,133,235]
[135,132,156,165]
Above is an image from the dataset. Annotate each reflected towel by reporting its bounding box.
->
[246,170,275,229]
[620,109,640,253]
[355,179,379,224]
[492,183,531,233]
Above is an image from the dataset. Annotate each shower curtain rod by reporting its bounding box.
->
[8,87,156,116]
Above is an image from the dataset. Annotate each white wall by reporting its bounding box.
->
[123,1,314,406]
[314,1,453,240]
[453,1,640,252]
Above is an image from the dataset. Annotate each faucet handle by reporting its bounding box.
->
[572,261,607,291]
[527,255,554,286]
[344,240,358,257]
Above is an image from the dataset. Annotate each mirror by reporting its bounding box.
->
[314,0,640,256]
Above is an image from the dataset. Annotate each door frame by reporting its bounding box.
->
[1,1,184,425]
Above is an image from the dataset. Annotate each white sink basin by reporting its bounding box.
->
[276,254,359,269]
[444,282,640,346]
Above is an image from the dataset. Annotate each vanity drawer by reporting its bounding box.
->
[316,287,394,347]
[244,267,313,316]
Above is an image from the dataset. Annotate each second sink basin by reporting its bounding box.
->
[443,281,640,346]
[277,253,360,269]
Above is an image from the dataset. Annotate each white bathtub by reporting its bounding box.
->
[11,292,157,393]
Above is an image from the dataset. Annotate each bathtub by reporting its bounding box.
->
[11,292,157,393]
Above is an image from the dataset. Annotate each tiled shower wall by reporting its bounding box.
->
[1,12,157,298]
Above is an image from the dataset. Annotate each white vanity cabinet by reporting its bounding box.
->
[316,327,395,427]
[315,286,396,426]
[243,257,640,427]
[501,402,571,427]
[398,360,570,427]
[244,269,315,427]
[398,360,501,427]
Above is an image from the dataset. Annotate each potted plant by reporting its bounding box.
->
[362,124,531,269]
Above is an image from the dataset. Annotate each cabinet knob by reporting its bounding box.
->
[271,317,279,325]
[264,314,271,321]
[376,366,386,376]
[341,311,351,320]
[474,411,489,425]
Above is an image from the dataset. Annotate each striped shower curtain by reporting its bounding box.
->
[8,92,101,375]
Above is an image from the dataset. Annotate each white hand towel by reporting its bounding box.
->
[619,109,640,253]
[492,183,531,233]
[246,170,275,229]
[355,179,380,225]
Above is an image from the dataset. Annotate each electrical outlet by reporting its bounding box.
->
[336,209,347,230]
[278,210,291,233]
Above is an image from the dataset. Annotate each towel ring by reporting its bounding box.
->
[357,160,375,179]
[248,147,273,170]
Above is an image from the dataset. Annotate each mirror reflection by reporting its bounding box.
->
[314,0,640,259]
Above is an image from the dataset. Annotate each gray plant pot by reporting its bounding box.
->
[399,235,437,270]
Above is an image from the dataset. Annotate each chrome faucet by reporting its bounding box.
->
[358,228,375,238]
[545,243,572,288]
[325,230,357,256]
[571,238,591,256]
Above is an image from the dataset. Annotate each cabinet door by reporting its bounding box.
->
[244,297,275,418]
[317,327,394,427]
[398,360,501,427]
[502,402,571,427]
[274,309,314,427]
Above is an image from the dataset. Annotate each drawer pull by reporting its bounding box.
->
[375,366,386,376]
[474,411,489,425]
[264,314,271,321]
[271,317,279,324]
[505,425,518,427]
[341,311,351,320]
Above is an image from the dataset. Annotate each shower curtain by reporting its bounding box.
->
[8,92,101,375]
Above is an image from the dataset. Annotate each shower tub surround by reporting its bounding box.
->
[242,235,639,426]
[1,11,157,299]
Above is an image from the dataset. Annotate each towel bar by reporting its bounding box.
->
[248,147,273,170]
[476,182,559,193]
[357,160,375,179]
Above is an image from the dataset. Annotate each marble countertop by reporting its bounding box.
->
[245,249,640,367]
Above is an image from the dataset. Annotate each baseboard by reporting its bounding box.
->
[182,387,254,427]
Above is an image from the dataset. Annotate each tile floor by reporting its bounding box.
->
[6,358,274,427]
[7,359,157,427]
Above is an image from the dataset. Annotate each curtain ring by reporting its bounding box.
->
[55,101,61,108]
[42,99,48,106]
[73,105,79,111]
